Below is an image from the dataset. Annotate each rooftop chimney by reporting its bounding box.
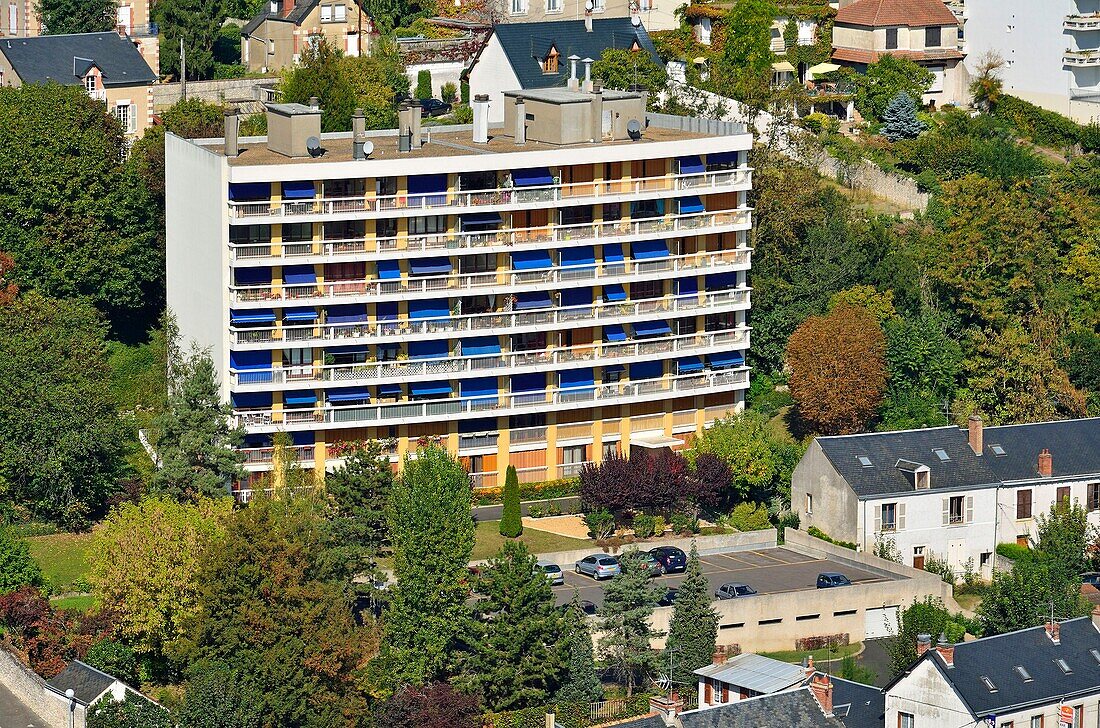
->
[398,103,412,152]
[223,107,239,158]
[711,647,727,666]
[936,633,954,667]
[472,94,490,144]
[410,102,423,150]
[968,415,983,455]
[648,695,684,727]
[1038,448,1053,478]
[584,0,593,32]
[351,107,366,160]
[1047,620,1061,644]
[808,673,833,717]
[582,56,594,92]
[804,655,815,677]
[514,96,526,145]
[916,633,932,657]
[589,86,603,142]
[308,96,320,111]
[568,54,581,91]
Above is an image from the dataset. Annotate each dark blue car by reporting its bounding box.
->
[649,546,687,573]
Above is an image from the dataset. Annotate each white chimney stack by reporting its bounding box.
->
[584,0,593,31]
[472,94,490,143]
[514,96,526,145]
[582,57,594,92]
[223,107,239,157]
[568,54,581,91]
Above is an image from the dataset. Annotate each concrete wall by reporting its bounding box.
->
[468,34,523,124]
[817,154,931,211]
[405,61,466,101]
[0,646,85,728]
[152,77,277,111]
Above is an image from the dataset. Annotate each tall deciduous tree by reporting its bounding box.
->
[555,593,602,704]
[0,528,44,595]
[381,446,475,688]
[853,55,934,121]
[664,543,717,690]
[787,304,887,435]
[457,540,564,710]
[0,292,124,527]
[176,660,264,728]
[155,0,223,80]
[592,48,668,99]
[37,0,116,34]
[88,497,231,659]
[880,309,962,430]
[151,345,243,502]
[323,441,394,579]
[691,412,802,507]
[598,548,663,697]
[977,557,1090,637]
[1035,499,1095,584]
[713,0,778,107]
[87,694,173,728]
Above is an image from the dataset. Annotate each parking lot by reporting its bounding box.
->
[547,547,892,608]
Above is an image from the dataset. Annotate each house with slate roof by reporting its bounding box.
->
[0,31,157,137]
[616,684,846,728]
[792,416,1100,578]
[240,0,371,73]
[468,17,659,123]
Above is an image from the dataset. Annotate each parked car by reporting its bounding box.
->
[419,98,452,117]
[621,551,664,578]
[658,588,679,607]
[715,582,757,600]
[575,554,621,580]
[649,546,688,573]
[1082,572,1100,588]
[538,562,564,586]
[817,572,852,589]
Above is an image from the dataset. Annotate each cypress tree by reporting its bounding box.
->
[499,465,523,538]
[665,543,718,690]
[556,593,603,704]
[882,91,924,141]
[415,69,433,100]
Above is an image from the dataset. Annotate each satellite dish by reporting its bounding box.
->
[627,119,641,140]
[361,139,374,158]
[306,135,322,157]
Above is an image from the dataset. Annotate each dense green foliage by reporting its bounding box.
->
[885,597,972,677]
[993,94,1100,152]
[691,412,802,507]
[37,0,116,33]
[323,442,395,580]
[598,548,664,697]
[882,92,923,141]
[416,69,433,99]
[0,529,44,594]
[555,595,602,704]
[499,466,523,538]
[592,48,669,99]
[176,660,264,728]
[84,639,140,686]
[712,0,778,108]
[852,55,934,121]
[155,0,222,80]
[664,544,717,689]
[87,694,173,728]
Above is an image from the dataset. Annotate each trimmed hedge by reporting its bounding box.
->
[807,526,858,551]
[995,541,1034,562]
[474,477,580,506]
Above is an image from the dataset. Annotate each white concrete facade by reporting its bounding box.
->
[467,34,521,124]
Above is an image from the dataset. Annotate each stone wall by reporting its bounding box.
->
[151,77,277,113]
[815,154,930,211]
[0,645,85,728]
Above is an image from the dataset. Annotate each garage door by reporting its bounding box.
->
[864,606,899,640]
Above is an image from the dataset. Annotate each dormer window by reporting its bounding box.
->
[543,47,559,74]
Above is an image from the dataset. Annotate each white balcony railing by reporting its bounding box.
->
[229,288,751,346]
[239,444,316,465]
[232,368,750,431]
[1065,49,1100,66]
[229,208,752,262]
[229,328,750,387]
[228,247,751,304]
[227,168,751,220]
[1065,14,1100,31]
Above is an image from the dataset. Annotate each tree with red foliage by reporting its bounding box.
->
[0,587,77,677]
[633,449,693,512]
[579,452,636,517]
[0,252,16,304]
[691,453,731,508]
[376,683,481,728]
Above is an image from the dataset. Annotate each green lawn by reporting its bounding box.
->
[759,641,862,665]
[471,520,591,561]
[27,532,93,592]
[51,594,96,612]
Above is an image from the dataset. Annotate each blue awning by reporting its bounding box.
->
[603,284,627,302]
[235,266,271,285]
[633,319,672,338]
[284,307,318,322]
[679,196,705,214]
[461,336,500,356]
[511,249,553,270]
[282,265,316,285]
[707,151,740,167]
[560,246,596,267]
[407,174,448,205]
[284,391,318,406]
[376,302,398,321]
[708,351,746,369]
[677,277,699,296]
[291,431,315,445]
[327,387,371,402]
[379,383,402,396]
[511,372,546,392]
[409,257,452,275]
[678,155,704,174]
[409,339,449,359]
[631,240,669,260]
[559,368,594,389]
[562,287,592,307]
[408,299,450,320]
[512,167,553,187]
[631,360,663,380]
[459,417,497,433]
[706,272,738,290]
[514,291,552,310]
[326,304,368,323]
[282,180,315,199]
[603,244,624,262]
[228,182,270,201]
[459,212,502,231]
[604,324,627,342]
[376,260,401,279]
[230,350,271,370]
[230,309,276,325]
[231,391,272,408]
[410,381,452,397]
[677,356,703,373]
[461,377,498,398]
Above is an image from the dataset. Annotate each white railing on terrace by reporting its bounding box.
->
[232,368,749,430]
[228,247,750,304]
[230,208,753,261]
[239,444,316,465]
[1064,49,1100,66]
[227,168,752,219]
[229,288,751,345]
[1065,14,1100,30]
[229,328,749,386]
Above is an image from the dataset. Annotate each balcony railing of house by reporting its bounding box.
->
[560,461,592,478]
[239,444,316,465]
[227,248,751,304]
[229,328,750,387]
[230,208,753,262]
[232,368,750,430]
[119,22,159,36]
[229,288,752,345]
[87,89,107,102]
[1064,49,1100,66]
[1065,14,1100,31]
[459,433,498,449]
[227,168,752,220]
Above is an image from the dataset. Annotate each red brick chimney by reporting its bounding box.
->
[936,634,954,667]
[804,655,815,678]
[711,646,727,666]
[916,633,932,656]
[282,0,295,15]
[809,673,833,716]
[968,415,983,455]
[1047,620,1061,644]
[1038,449,1053,477]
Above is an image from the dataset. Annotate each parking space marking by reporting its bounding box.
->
[751,549,791,564]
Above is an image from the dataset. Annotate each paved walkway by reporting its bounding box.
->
[472,496,581,522]
[0,683,46,728]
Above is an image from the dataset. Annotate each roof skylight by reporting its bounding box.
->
[991,444,1006,457]
[1056,658,1073,674]
[934,448,950,462]
[1014,665,1032,682]
[1091,649,1100,665]
[858,456,873,467]
[980,675,997,692]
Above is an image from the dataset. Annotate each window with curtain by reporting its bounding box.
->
[409,216,449,235]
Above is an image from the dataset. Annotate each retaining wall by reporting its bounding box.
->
[0,645,84,728]
[151,77,276,111]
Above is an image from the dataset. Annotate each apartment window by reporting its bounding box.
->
[1073,706,1083,728]
[459,254,494,274]
[913,546,925,570]
[561,444,587,466]
[1057,486,1071,509]
[592,0,604,10]
[898,713,914,728]
[631,279,663,300]
[806,493,813,515]
[510,0,527,15]
[8,3,16,34]
[1016,489,1032,519]
[925,26,941,47]
[324,178,365,198]
[283,222,312,243]
[375,176,397,196]
[546,0,561,12]
[512,331,546,351]
[334,3,346,21]
[320,3,331,21]
[84,74,97,93]
[283,348,313,367]
[673,316,697,336]
[375,219,397,239]
[886,28,898,50]
[602,202,622,222]
[1029,716,1042,728]
[230,225,271,245]
[560,205,593,226]
[113,103,135,133]
[1000,722,1013,728]
[408,215,448,235]
[880,503,897,532]
[948,495,965,525]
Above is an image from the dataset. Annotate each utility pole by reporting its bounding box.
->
[180,38,187,100]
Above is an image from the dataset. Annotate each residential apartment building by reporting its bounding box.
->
[165,87,753,495]
[963,0,1100,123]
[792,417,1100,578]
[0,31,157,137]
[485,0,681,32]
[241,0,372,73]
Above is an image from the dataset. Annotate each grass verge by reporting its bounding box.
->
[27,532,93,592]
[471,520,591,561]
[51,594,96,613]
[759,641,862,665]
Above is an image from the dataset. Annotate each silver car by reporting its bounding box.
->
[715,582,758,600]
[538,562,564,586]
[575,554,621,580]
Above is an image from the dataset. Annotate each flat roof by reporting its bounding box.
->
[503,87,640,104]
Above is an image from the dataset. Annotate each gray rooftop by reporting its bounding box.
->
[693,653,808,694]
[48,661,118,706]
[680,688,843,727]
[830,677,884,728]
[0,32,156,87]
[267,102,321,116]
[504,87,640,104]
[983,418,1100,483]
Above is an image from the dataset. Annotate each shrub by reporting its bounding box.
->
[632,513,656,539]
[923,551,955,584]
[440,82,457,104]
[807,526,858,551]
[795,633,849,651]
[0,527,44,595]
[84,639,139,685]
[652,516,666,537]
[499,466,522,538]
[800,113,837,135]
[995,542,1035,562]
[993,94,1087,149]
[726,502,771,532]
[546,502,561,517]
[415,70,432,100]
[669,513,697,535]
[584,510,615,540]
[452,104,473,124]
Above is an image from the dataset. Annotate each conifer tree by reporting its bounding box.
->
[556,593,603,704]
[664,543,718,690]
[882,91,924,141]
[499,465,523,538]
[598,548,664,697]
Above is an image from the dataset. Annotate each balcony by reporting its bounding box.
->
[1065,14,1100,31]
[229,208,753,263]
[230,288,752,346]
[228,247,751,305]
[1065,49,1100,67]
[87,89,107,103]
[239,444,316,465]
[227,168,753,221]
[232,368,751,432]
[229,327,750,387]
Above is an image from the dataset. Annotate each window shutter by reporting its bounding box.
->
[874,505,881,533]
[898,503,907,531]
[966,496,974,523]
[942,498,949,526]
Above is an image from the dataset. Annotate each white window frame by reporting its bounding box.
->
[333,3,346,21]
[546,0,561,13]
[805,493,813,515]
[592,0,605,10]
[899,713,915,728]
[509,0,527,15]
[8,3,16,35]
[881,503,896,532]
[561,444,586,466]
[84,74,97,93]
[320,3,332,21]
[113,101,135,133]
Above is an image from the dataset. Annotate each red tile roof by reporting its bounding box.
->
[832,47,963,64]
[836,0,959,28]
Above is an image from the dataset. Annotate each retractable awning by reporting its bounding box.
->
[282,265,316,285]
[559,368,594,389]
[560,246,596,267]
[408,299,450,320]
[679,196,705,214]
[460,212,502,231]
[231,391,272,408]
[326,304,368,323]
[511,249,554,270]
[677,277,699,296]
[291,431,315,445]
[631,240,669,260]
[282,180,316,199]
[379,383,402,396]
[283,307,318,322]
[707,151,740,167]
[284,391,318,406]
[461,336,501,356]
[230,350,271,371]
[603,284,626,302]
[461,378,498,399]
[514,291,552,310]
[707,351,745,368]
[407,174,448,204]
[230,309,275,325]
[235,267,271,285]
[409,257,452,275]
[603,324,627,342]
[376,260,401,279]
[603,244,625,263]
[375,302,397,322]
[631,360,663,380]
[562,287,592,307]
[678,155,704,174]
[327,387,371,402]
[410,381,452,397]
[706,272,738,290]
[512,167,554,187]
[228,182,270,201]
[511,372,546,392]
[771,61,796,73]
[633,319,672,338]
[677,356,704,373]
[409,339,449,359]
